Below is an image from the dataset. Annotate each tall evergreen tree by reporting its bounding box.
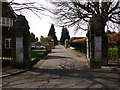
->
[60,27,70,45]
[30,32,36,42]
[48,24,58,45]
[36,37,38,42]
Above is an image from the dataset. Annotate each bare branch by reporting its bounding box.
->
[7,0,49,19]
[108,2,119,14]
[7,0,120,32]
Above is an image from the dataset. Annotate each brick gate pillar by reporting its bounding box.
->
[12,15,31,68]
[87,16,108,68]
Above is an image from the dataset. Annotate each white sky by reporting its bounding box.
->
[7,0,120,40]
[7,0,87,40]
[15,10,87,41]
[24,13,87,40]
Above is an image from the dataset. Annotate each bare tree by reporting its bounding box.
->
[7,0,48,18]
[48,0,120,32]
[6,0,120,31]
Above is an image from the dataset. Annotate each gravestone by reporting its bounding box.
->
[12,15,31,68]
[86,15,108,68]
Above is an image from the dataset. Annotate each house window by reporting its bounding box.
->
[10,18,13,26]
[2,17,5,25]
[0,17,13,27]
[5,38,12,49]
[6,18,9,25]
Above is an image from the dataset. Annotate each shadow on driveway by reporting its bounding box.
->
[44,55,72,60]
[30,67,119,89]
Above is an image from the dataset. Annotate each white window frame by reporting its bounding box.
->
[10,18,13,26]
[6,18,9,25]
[2,17,5,25]
[0,17,13,27]
[5,38,12,49]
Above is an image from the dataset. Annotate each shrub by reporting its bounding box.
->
[69,38,86,53]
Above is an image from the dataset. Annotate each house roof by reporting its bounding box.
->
[1,1,17,18]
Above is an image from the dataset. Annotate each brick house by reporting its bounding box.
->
[0,1,16,57]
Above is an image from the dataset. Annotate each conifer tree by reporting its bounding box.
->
[60,27,70,45]
[30,32,36,42]
[48,24,58,45]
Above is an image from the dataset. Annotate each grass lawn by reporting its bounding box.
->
[2,49,48,62]
[2,49,49,67]
[31,49,47,61]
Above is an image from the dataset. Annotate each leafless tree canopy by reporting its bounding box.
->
[48,0,120,31]
[7,0,120,32]
[8,0,47,18]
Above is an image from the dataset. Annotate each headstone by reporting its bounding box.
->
[12,15,31,68]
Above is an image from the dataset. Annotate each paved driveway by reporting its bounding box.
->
[34,45,88,69]
[2,45,119,89]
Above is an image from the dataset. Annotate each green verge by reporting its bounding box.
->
[2,50,47,61]
[2,49,49,67]
[31,49,51,67]
[31,50,47,60]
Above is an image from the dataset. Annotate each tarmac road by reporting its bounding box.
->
[2,45,119,89]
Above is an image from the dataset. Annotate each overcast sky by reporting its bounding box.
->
[7,0,87,40]
[7,0,120,40]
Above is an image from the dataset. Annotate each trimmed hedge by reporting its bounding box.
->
[69,42,86,53]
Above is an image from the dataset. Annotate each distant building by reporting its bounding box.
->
[0,1,16,57]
